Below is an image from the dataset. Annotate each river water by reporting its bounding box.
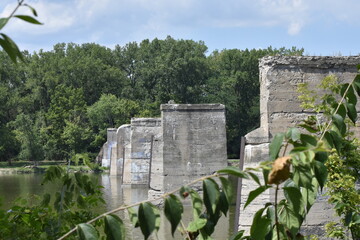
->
[0,173,236,239]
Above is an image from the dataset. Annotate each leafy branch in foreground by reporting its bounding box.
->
[0,0,42,62]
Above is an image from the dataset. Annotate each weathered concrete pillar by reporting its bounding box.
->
[127,118,161,185]
[160,104,227,193]
[114,125,131,177]
[102,128,117,168]
[240,56,360,238]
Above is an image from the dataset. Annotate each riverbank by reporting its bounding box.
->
[0,161,105,174]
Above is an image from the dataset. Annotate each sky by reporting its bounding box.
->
[0,0,360,56]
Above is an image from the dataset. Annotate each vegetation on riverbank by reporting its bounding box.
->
[0,160,107,173]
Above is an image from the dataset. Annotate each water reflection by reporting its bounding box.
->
[0,173,235,239]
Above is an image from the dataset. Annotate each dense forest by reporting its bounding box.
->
[0,36,303,163]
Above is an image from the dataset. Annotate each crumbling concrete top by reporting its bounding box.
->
[131,118,161,126]
[161,104,225,112]
[260,56,360,68]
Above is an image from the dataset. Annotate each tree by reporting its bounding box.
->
[11,113,44,164]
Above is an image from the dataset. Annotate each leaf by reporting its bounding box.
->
[346,85,357,105]
[250,207,271,240]
[127,207,139,228]
[314,161,328,191]
[14,15,42,25]
[217,166,248,179]
[283,184,303,214]
[104,214,126,240]
[164,194,183,237]
[293,166,313,188]
[219,177,234,204]
[269,133,284,161]
[323,131,334,149]
[346,102,357,124]
[0,18,9,30]
[336,103,346,119]
[203,178,220,215]
[190,189,203,219]
[247,171,261,186]
[300,134,317,147]
[329,130,343,154]
[218,192,229,216]
[24,4,38,17]
[301,179,318,213]
[138,202,159,239]
[0,33,24,62]
[332,114,346,136]
[279,204,301,237]
[187,218,207,232]
[353,75,360,96]
[286,127,301,142]
[229,230,245,240]
[244,185,271,209]
[77,223,98,240]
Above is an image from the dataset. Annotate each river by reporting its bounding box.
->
[0,173,236,239]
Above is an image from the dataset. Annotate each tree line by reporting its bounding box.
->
[0,36,303,163]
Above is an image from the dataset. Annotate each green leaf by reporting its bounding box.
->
[247,171,261,186]
[293,166,313,188]
[314,161,327,191]
[353,75,360,96]
[77,223,98,240]
[298,123,318,133]
[286,127,301,142]
[218,192,229,216]
[104,214,126,240]
[0,33,24,62]
[332,114,346,136]
[164,194,183,237]
[346,102,357,124]
[219,177,234,204]
[283,184,303,214]
[0,18,9,30]
[138,202,159,239]
[279,204,301,237]
[336,103,346,119]
[190,189,203,219]
[314,151,328,163]
[329,130,343,154]
[250,207,271,240]
[323,131,334,149]
[346,85,357,105]
[269,133,284,161]
[24,4,38,17]
[217,166,248,179]
[244,185,271,209]
[301,180,318,213]
[229,230,245,240]
[300,134,317,147]
[203,178,220,215]
[14,15,43,25]
[127,207,139,228]
[187,218,207,232]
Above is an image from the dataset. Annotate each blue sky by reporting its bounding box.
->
[1,0,360,55]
